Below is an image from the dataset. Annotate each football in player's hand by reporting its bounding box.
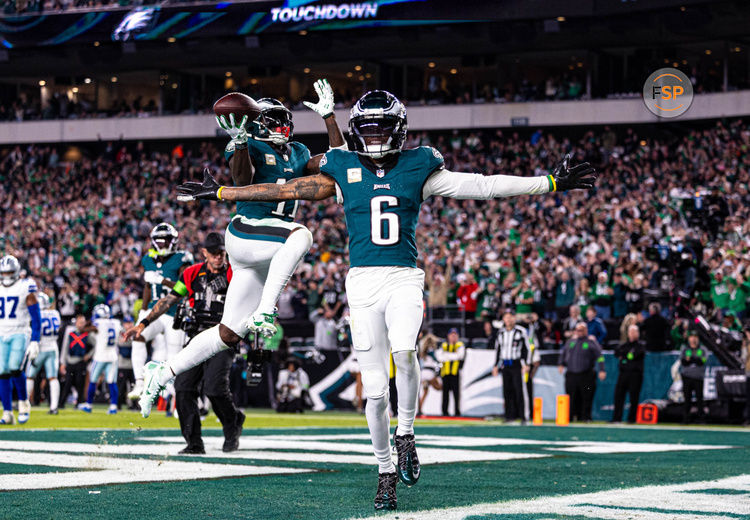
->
[213,92,261,121]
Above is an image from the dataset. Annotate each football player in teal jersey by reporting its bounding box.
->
[137,79,346,419]
[177,90,596,510]
[128,223,192,400]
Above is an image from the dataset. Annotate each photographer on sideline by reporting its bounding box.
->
[124,233,244,453]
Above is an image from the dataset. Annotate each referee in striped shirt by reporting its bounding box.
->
[491,310,529,422]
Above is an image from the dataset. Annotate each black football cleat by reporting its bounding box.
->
[374,472,398,511]
[393,431,421,487]
[178,445,205,455]
[223,411,246,452]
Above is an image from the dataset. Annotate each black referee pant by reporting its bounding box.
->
[565,369,596,422]
[175,348,241,450]
[442,374,460,416]
[682,376,705,423]
[59,360,87,408]
[501,361,524,421]
[612,369,643,423]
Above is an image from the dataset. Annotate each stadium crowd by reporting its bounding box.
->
[1,119,749,355]
[0,63,735,122]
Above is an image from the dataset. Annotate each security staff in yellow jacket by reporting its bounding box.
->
[435,328,465,416]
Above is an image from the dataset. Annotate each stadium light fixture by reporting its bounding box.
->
[38,80,46,86]
[111,76,118,83]
[171,83,178,89]
[298,30,307,35]
[94,41,100,47]
[225,71,232,77]
[556,16,565,22]
[346,72,353,78]
[72,87,79,93]
[450,68,457,74]
[250,78,259,85]
[354,65,362,71]
[428,62,436,68]
[358,75,365,81]
[303,67,311,73]
[84,78,92,84]
[365,73,372,79]
[168,37,176,43]
[704,49,711,55]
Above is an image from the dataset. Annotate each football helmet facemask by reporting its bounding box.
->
[150,223,179,256]
[0,255,21,287]
[349,90,407,159]
[249,98,294,146]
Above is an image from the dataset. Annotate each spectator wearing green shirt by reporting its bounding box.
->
[590,272,613,320]
[554,270,575,318]
[512,278,534,318]
[727,277,749,321]
[475,281,500,321]
[710,273,730,317]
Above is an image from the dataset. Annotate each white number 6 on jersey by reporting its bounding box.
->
[371,195,399,246]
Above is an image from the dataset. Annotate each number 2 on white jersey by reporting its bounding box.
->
[270,179,299,219]
[371,196,400,246]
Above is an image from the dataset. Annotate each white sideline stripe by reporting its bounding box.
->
[143,435,736,453]
[0,451,310,490]
[351,474,750,520]
[1,439,549,466]
[142,437,550,464]
[547,441,734,453]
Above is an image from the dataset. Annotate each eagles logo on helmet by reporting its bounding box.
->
[349,90,408,159]
[248,98,294,146]
[150,223,179,257]
[0,255,21,287]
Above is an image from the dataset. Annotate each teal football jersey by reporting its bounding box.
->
[225,139,311,222]
[319,147,444,268]
[141,250,193,316]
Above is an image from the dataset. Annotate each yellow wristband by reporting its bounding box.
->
[217,186,224,200]
[548,174,557,192]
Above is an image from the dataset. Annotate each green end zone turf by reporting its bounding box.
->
[0,407,749,520]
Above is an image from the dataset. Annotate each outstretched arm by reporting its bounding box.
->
[177,168,336,202]
[423,154,596,200]
[303,78,347,150]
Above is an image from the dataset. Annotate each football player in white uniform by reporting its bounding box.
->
[81,304,122,414]
[25,292,62,415]
[0,255,41,425]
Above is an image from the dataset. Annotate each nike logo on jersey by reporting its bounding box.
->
[265,154,276,165]
[373,184,391,190]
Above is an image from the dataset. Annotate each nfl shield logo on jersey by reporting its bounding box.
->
[376,169,385,178]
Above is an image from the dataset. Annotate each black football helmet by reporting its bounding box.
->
[349,90,407,159]
[150,223,178,256]
[249,98,294,145]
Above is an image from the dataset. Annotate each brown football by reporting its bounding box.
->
[213,92,261,121]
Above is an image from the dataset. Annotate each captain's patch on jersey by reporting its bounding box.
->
[265,154,276,165]
[347,168,362,183]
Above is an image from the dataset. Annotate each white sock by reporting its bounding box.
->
[132,340,147,381]
[255,228,312,316]
[49,379,60,411]
[393,351,420,436]
[26,379,34,402]
[167,325,228,379]
[365,395,395,474]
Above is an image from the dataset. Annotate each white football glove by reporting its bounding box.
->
[143,271,164,285]
[303,78,335,119]
[216,113,249,145]
[26,341,40,362]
